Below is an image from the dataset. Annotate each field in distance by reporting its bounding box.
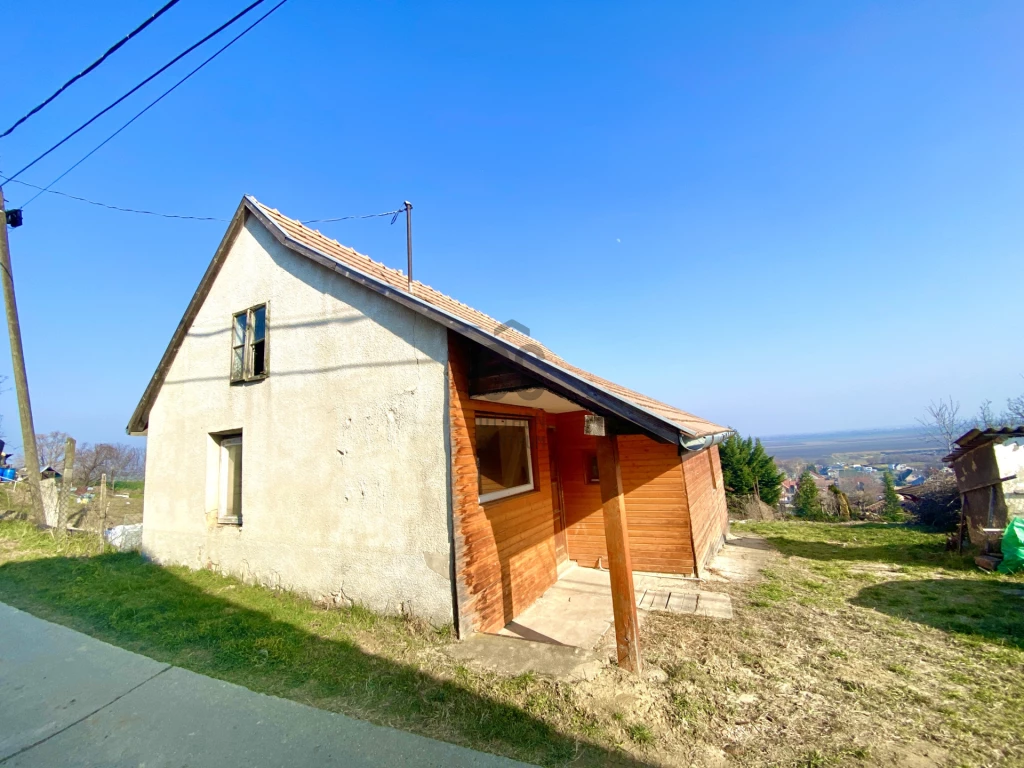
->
[759,427,944,467]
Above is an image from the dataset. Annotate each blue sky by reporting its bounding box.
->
[1,1,1021,449]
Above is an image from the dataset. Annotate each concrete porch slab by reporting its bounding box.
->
[492,536,771,653]
[497,563,741,652]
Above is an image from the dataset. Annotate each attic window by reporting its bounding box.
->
[476,417,534,503]
[230,304,268,382]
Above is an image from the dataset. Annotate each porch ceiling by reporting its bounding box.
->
[470,388,584,414]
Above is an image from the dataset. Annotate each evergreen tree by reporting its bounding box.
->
[718,434,785,505]
[881,471,903,521]
[794,471,822,519]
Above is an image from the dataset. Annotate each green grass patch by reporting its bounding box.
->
[0,521,622,768]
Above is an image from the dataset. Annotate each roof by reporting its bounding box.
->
[127,196,731,445]
[943,426,1024,463]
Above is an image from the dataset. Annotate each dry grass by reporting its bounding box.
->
[0,518,1021,767]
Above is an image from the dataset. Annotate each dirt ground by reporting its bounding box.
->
[1,482,143,531]
[565,523,1023,767]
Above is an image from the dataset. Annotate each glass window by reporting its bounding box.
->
[229,304,267,382]
[252,305,266,377]
[219,435,243,524]
[476,417,534,503]
[231,312,246,382]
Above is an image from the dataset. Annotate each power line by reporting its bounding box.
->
[3,0,269,185]
[1,176,226,220]
[0,0,184,139]
[305,210,404,224]
[1,174,404,225]
[19,0,290,208]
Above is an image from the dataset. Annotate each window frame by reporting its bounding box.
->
[217,434,243,526]
[475,415,536,504]
[229,302,269,383]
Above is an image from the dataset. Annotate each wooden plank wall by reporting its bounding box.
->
[683,445,728,574]
[447,334,559,635]
[553,412,696,575]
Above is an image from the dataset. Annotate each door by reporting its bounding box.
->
[548,426,568,565]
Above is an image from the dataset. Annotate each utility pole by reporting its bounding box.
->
[0,187,45,526]
[404,201,413,292]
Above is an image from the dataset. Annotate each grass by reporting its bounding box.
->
[0,521,633,767]
[1,518,1022,766]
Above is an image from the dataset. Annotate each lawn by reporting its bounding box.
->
[0,519,1022,767]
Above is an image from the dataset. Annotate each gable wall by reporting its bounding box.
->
[142,215,454,623]
[683,444,728,574]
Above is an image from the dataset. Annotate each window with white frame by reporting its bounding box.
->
[476,417,534,503]
[218,434,243,525]
[230,304,267,382]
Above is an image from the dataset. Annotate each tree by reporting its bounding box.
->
[793,471,822,519]
[881,471,903,522]
[72,442,145,486]
[1008,391,1024,425]
[718,434,785,506]
[828,484,852,521]
[917,396,966,455]
[36,431,70,468]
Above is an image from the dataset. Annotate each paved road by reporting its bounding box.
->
[0,602,529,767]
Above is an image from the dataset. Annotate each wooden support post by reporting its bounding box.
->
[60,437,76,530]
[596,433,642,673]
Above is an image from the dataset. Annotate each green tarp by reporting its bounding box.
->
[997,517,1024,575]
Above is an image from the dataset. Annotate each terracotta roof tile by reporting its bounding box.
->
[252,199,728,438]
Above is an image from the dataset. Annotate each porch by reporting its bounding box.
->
[447,332,731,672]
[498,562,735,651]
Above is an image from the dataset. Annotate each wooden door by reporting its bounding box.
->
[548,426,568,564]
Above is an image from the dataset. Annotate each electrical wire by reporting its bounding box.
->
[1,174,404,225]
[304,209,404,224]
[1,176,226,220]
[0,0,184,139]
[19,0,290,209]
[3,0,269,185]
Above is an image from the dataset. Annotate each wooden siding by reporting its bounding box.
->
[683,444,728,574]
[447,334,559,635]
[553,412,696,575]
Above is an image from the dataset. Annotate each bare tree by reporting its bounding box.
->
[72,442,144,486]
[107,444,143,489]
[36,431,70,468]
[918,396,967,455]
[1007,391,1024,426]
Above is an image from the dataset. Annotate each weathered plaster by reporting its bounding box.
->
[142,216,454,623]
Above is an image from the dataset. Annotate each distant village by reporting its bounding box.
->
[778,459,948,512]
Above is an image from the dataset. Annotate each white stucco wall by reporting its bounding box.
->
[142,216,454,623]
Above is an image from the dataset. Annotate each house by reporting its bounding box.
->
[943,427,1024,546]
[127,196,732,665]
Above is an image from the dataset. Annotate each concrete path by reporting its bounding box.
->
[0,602,528,768]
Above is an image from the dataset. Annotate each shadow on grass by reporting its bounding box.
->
[0,552,649,768]
[852,578,1024,650]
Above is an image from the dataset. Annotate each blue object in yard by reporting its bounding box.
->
[0,467,16,482]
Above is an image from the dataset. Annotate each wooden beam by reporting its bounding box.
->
[468,372,537,396]
[596,434,642,673]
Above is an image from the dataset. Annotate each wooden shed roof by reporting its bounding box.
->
[127,196,730,443]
